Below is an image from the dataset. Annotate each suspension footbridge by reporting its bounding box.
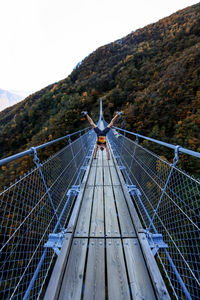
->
[0,101,199,299]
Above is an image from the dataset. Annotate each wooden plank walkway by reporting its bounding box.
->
[45,147,170,300]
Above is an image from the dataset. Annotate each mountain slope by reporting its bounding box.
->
[0,3,199,177]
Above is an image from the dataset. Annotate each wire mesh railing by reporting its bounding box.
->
[0,128,95,299]
[108,127,200,300]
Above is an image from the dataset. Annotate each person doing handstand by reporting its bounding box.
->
[82,111,122,160]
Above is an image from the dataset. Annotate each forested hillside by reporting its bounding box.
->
[0,3,199,182]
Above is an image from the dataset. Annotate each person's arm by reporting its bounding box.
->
[81,111,97,128]
[107,112,122,128]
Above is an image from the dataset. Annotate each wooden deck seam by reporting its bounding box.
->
[68,236,139,239]
[107,159,123,237]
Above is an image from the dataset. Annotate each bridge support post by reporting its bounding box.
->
[164,250,192,300]
[31,147,63,231]
[147,146,180,232]
[23,250,48,300]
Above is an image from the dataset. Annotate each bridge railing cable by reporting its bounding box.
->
[0,128,95,299]
[108,127,200,300]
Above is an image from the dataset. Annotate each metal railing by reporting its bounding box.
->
[108,127,200,300]
[0,128,95,299]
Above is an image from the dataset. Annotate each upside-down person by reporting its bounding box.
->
[81,111,122,160]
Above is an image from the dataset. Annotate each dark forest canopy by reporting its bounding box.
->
[0,3,199,179]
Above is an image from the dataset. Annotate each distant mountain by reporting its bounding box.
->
[0,89,30,111]
[0,2,199,180]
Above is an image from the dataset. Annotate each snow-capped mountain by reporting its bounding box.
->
[0,89,30,111]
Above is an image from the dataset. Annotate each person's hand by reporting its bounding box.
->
[116,111,123,116]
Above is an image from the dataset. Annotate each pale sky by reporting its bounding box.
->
[0,0,199,93]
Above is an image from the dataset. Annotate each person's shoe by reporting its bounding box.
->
[81,111,88,116]
[116,111,123,116]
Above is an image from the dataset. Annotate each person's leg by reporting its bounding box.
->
[107,112,122,128]
[107,114,118,128]
[105,144,110,160]
[86,114,97,128]
[94,144,98,159]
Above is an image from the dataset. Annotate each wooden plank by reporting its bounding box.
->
[104,186,120,237]
[58,238,88,300]
[105,144,114,166]
[67,159,93,233]
[108,152,114,166]
[106,239,131,300]
[102,149,108,166]
[103,166,112,186]
[113,186,136,237]
[138,233,170,300]
[87,166,96,186]
[83,239,105,300]
[82,153,93,185]
[74,186,94,237]
[95,164,103,186]
[123,238,156,300]
[44,233,73,300]
[109,147,143,232]
[92,157,97,166]
[92,144,97,166]
[108,161,114,167]
[120,183,144,233]
[90,186,104,237]
[97,149,103,166]
[109,165,120,185]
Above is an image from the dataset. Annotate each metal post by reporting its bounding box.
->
[23,250,47,300]
[148,146,180,231]
[132,189,158,234]
[164,250,192,300]
[31,147,63,231]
